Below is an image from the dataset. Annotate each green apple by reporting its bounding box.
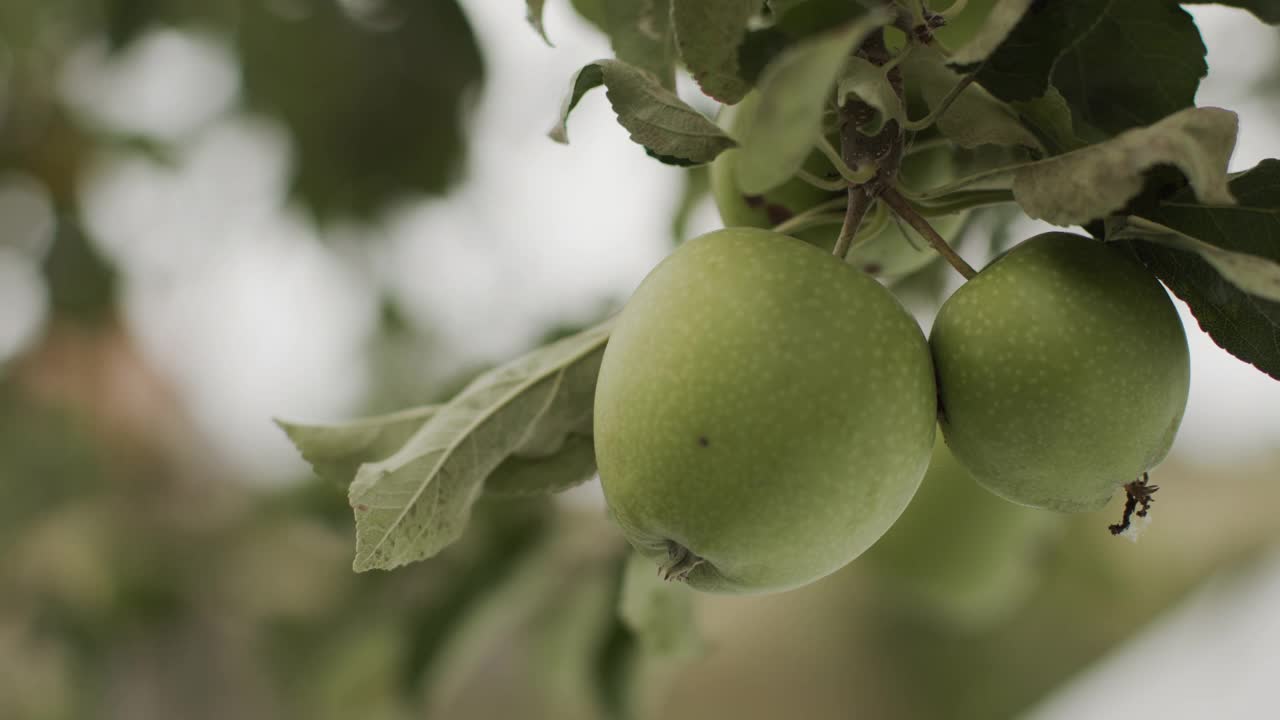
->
[930,232,1190,512]
[594,228,937,594]
[862,435,1056,629]
[710,93,969,279]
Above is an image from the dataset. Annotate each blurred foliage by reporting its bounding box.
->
[235,0,484,218]
[2,0,485,221]
[4,322,1280,720]
[101,0,487,218]
[42,219,118,324]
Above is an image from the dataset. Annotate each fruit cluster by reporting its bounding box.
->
[593,224,1190,595]
[711,92,967,280]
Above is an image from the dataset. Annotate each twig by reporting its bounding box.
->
[901,189,1016,215]
[832,187,874,260]
[774,212,847,236]
[880,186,977,278]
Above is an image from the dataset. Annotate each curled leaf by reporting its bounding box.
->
[1126,159,1280,380]
[550,60,735,165]
[526,0,552,45]
[1012,107,1237,226]
[734,10,891,194]
[348,322,611,571]
[276,406,439,487]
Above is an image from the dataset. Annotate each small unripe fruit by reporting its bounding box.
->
[930,232,1190,512]
[710,93,968,279]
[708,143,843,248]
[595,228,937,594]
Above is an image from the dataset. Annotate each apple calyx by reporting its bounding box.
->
[1108,473,1159,537]
[659,541,705,583]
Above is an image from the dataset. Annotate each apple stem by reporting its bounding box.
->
[902,188,1016,216]
[659,541,705,582]
[902,73,976,132]
[794,168,849,192]
[773,212,846,237]
[881,187,978,278]
[833,28,905,263]
[833,188,874,260]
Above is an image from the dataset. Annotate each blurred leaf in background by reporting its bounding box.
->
[236,0,484,218]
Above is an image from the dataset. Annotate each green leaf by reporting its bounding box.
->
[347,322,611,571]
[903,46,1042,152]
[1110,217,1280,303]
[836,55,903,133]
[766,0,811,17]
[968,0,1207,136]
[526,0,552,45]
[771,0,875,36]
[550,60,736,165]
[1011,107,1237,226]
[237,1,483,218]
[1182,0,1280,23]
[618,552,701,658]
[276,406,438,487]
[734,9,891,194]
[945,0,1034,65]
[280,408,597,500]
[1010,86,1087,155]
[671,0,757,104]
[602,0,677,90]
[484,434,598,497]
[735,27,791,87]
[1126,159,1280,380]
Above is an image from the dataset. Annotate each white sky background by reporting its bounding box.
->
[0,4,1276,715]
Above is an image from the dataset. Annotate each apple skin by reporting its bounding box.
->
[862,434,1057,629]
[930,232,1190,512]
[594,228,937,594]
[710,94,968,279]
